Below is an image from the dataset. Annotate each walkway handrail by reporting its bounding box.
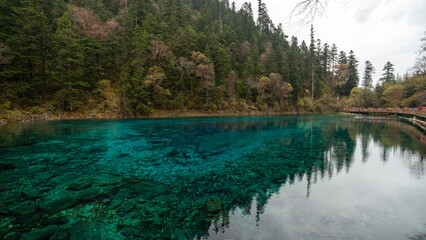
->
[343,108,426,118]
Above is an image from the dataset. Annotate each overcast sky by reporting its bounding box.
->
[232,0,426,86]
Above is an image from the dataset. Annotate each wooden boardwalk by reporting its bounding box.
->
[343,109,426,132]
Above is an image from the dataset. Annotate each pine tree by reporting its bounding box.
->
[131,25,149,76]
[163,0,185,30]
[362,60,374,89]
[288,37,303,102]
[163,0,177,23]
[322,43,330,74]
[338,51,347,64]
[379,61,395,83]
[265,48,279,74]
[316,39,322,62]
[3,0,52,105]
[309,24,315,101]
[330,43,338,94]
[345,50,359,95]
[330,44,338,68]
[125,25,151,114]
[257,0,270,33]
[51,12,87,111]
[214,47,230,83]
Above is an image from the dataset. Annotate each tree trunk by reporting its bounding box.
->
[206,90,210,107]
[311,65,314,101]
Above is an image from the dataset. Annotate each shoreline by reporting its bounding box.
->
[0,109,346,125]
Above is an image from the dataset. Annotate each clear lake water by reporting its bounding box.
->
[0,115,425,239]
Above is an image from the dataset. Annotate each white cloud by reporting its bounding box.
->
[232,0,425,85]
[355,0,381,23]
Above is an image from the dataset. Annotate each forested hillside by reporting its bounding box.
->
[0,0,424,120]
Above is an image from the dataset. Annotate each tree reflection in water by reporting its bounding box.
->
[200,117,425,239]
[0,116,425,239]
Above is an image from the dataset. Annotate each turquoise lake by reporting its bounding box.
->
[0,115,425,239]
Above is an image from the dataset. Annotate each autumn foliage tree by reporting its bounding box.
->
[145,66,171,108]
[3,0,423,118]
[382,84,405,107]
[71,6,104,41]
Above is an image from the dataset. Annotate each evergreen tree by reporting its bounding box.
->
[316,39,322,62]
[309,24,315,101]
[257,0,270,33]
[213,47,231,83]
[1,0,406,116]
[380,61,396,83]
[330,44,338,68]
[322,43,330,74]
[300,40,310,85]
[265,48,279,74]
[362,60,374,89]
[51,12,87,111]
[126,25,151,114]
[338,51,347,64]
[163,0,185,30]
[288,37,303,102]
[330,43,338,93]
[3,0,53,105]
[345,50,359,95]
[131,25,149,75]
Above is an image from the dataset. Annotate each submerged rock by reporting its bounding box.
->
[51,158,68,166]
[40,193,78,213]
[42,216,69,226]
[97,175,123,186]
[69,221,124,240]
[122,178,171,199]
[0,162,17,172]
[75,187,110,203]
[106,200,122,210]
[67,177,95,191]
[22,188,42,200]
[172,229,187,240]
[205,198,223,213]
[21,225,58,240]
[151,213,162,227]
[130,219,141,227]
[67,174,123,192]
[120,227,140,237]
[121,200,136,213]
[69,222,100,240]
[9,203,39,220]
[2,231,20,240]
[48,231,70,240]
[0,201,10,215]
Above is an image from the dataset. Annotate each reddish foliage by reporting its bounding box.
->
[71,6,104,40]
[148,40,172,67]
[226,70,236,98]
[70,6,124,41]
[240,41,251,59]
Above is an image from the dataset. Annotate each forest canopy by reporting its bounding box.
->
[0,0,424,119]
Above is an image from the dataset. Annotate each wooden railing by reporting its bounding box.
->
[343,108,426,133]
[343,108,426,118]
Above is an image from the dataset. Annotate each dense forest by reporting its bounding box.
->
[0,0,425,121]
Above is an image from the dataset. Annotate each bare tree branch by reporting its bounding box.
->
[291,0,329,24]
